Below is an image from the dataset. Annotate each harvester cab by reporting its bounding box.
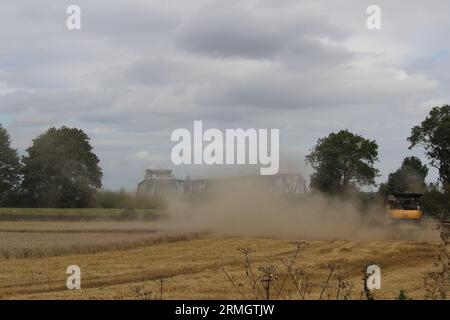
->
[385,193,423,224]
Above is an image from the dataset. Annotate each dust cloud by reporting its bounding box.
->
[163,181,439,241]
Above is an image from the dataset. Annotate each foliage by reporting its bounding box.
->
[0,124,21,206]
[94,189,165,209]
[384,156,428,194]
[306,130,379,194]
[422,184,450,218]
[21,126,102,208]
[409,105,450,187]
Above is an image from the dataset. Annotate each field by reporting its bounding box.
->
[0,208,160,221]
[0,209,448,300]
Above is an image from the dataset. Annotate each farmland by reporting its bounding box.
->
[0,208,447,300]
[0,208,161,221]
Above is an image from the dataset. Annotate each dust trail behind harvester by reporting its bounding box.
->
[163,180,439,241]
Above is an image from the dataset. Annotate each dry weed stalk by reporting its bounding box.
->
[225,243,356,300]
[281,261,306,299]
[154,277,169,300]
[134,284,154,300]
[275,241,308,299]
[258,266,277,300]
[222,268,246,299]
[335,271,352,300]
[319,263,339,300]
[340,280,354,300]
[237,247,264,299]
[424,223,449,300]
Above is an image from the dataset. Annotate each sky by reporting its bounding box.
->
[0,0,449,190]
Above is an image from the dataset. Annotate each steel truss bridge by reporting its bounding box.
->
[137,174,308,197]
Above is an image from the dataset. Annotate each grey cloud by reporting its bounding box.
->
[195,62,439,111]
[124,58,183,86]
[175,2,348,59]
[0,88,118,115]
[1,0,449,188]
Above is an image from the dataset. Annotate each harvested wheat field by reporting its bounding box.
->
[0,219,447,300]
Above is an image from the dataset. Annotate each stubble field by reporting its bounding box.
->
[0,213,446,300]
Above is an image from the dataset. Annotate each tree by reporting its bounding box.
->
[0,124,21,205]
[422,183,450,219]
[21,126,102,207]
[408,105,450,188]
[385,156,428,194]
[306,130,379,194]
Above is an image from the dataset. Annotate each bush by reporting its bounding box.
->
[94,189,165,209]
[422,184,450,220]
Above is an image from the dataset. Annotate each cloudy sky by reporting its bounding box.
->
[1,0,449,189]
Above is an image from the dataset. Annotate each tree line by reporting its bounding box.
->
[0,105,449,212]
[0,126,102,207]
[305,105,450,216]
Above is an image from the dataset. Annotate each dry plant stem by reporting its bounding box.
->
[336,279,342,300]
[341,281,353,300]
[275,241,308,299]
[259,266,275,300]
[223,268,246,299]
[239,248,263,299]
[424,224,449,299]
[270,279,284,299]
[281,259,304,300]
[335,273,347,300]
[276,246,300,298]
[155,278,167,300]
[319,266,335,300]
[301,274,311,299]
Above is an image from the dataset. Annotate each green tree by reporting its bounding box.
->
[21,126,102,207]
[306,130,379,194]
[408,105,450,188]
[0,124,21,205]
[385,156,428,194]
[422,183,450,219]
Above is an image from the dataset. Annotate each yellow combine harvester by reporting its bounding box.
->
[385,193,423,224]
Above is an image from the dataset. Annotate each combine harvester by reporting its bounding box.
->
[385,192,450,232]
[385,193,423,225]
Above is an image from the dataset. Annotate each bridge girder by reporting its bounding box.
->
[138,174,307,197]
